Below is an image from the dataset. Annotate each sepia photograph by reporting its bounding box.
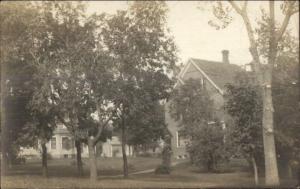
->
[0,1,299,188]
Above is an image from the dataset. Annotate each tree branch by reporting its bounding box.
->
[57,114,72,128]
[228,1,243,15]
[228,0,263,84]
[276,14,291,42]
[29,50,40,65]
[242,1,248,12]
[276,1,297,42]
[94,111,115,142]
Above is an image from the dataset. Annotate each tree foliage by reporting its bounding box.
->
[99,1,178,177]
[170,79,229,172]
[0,2,44,168]
[1,1,178,180]
[204,1,299,185]
[273,49,299,179]
[225,73,263,160]
[225,72,264,184]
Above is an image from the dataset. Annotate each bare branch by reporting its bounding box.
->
[29,50,40,65]
[228,1,263,82]
[94,111,115,142]
[242,1,248,12]
[93,102,120,142]
[275,2,295,42]
[228,1,242,15]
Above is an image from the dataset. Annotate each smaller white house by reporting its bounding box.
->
[20,123,133,158]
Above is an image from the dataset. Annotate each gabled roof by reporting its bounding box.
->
[174,58,243,95]
[189,58,242,91]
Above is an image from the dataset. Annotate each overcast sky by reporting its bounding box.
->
[87,1,299,66]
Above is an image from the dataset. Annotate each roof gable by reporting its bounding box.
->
[189,58,242,91]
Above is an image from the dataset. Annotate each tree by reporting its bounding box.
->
[100,1,178,178]
[225,24,299,183]
[31,2,116,181]
[272,50,299,179]
[170,79,229,172]
[0,2,49,174]
[206,1,299,185]
[225,72,264,185]
[126,95,168,154]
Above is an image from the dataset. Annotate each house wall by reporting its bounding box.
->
[20,133,133,159]
[165,62,228,159]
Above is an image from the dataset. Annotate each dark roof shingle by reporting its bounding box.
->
[190,58,243,90]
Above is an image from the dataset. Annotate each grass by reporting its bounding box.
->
[2,157,298,188]
[4,157,162,177]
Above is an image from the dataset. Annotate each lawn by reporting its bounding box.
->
[3,157,162,177]
[1,157,298,188]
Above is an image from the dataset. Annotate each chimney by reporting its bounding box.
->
[222,50,229,64]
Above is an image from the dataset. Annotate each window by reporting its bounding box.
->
[62,137,72,150]
[51,137,56,150]
[177,131,188,147]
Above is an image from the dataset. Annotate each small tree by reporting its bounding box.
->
[225,72,264,185]
[126,98,168,155]
[170,79,229,172]
[100,1,178,178]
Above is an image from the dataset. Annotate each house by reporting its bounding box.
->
[20,123,134,158]
[165,50,243,159]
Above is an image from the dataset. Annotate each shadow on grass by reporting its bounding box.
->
[5,157,161,178]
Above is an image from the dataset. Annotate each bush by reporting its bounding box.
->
[154,164,171,175]
[187,122,231,172]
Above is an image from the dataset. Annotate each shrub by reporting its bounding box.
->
[187,122,231,172]
[154,164,171,175]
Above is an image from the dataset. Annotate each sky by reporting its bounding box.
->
[87,1,299,66]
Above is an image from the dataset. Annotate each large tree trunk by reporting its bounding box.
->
[1,62,8,175]
[262,1,279,186]
[121,117,129,178]
[287,163,292,179]
[161,134,172,175]
[75,140,83,177]
[261,2,280,186]
[261,69,279,185]
[251,156,259,186]
[229,1,296,186]
[41,141,48,177]
[88,139,97,181]
[96,141,103,158]
[1,123,9,175]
